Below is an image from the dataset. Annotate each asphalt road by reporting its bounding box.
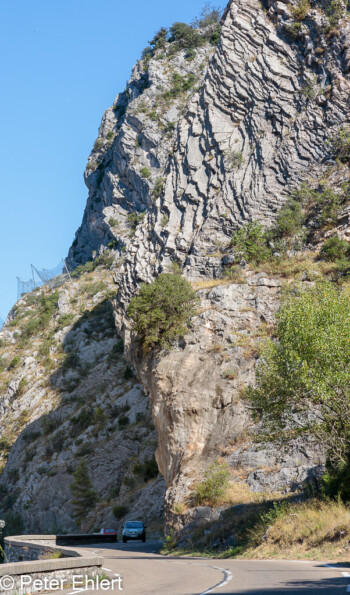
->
[66,541,350,595]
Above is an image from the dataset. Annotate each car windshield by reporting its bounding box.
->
[125,522,142,528]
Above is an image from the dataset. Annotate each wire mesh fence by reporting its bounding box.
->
[17,258,78,301]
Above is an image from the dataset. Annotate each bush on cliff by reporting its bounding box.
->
[192,461,230,506]
[247,280,350,498]
[127,273,199,350]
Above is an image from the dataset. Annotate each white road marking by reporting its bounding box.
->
[342,572,350,578]
[325,564,337,569]
[102,567,112,572]
[199,568,233,595]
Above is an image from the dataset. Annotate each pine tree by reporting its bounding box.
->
[70,460,98,524]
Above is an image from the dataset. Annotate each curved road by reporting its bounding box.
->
[67,541,350,594]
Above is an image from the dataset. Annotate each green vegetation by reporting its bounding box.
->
[152,178,164,198]
[325,0,346,29]
[320,236,350,261]
[108,217,118,227]
[127,273,199,350]
[247,280,350,498]
[225,150,244,169]
[93,138,104,151]
[127,211,145,232]
[70,250,115,279]
[132,457,158,481]
[142,5,222,66]
[168,22,204,50]
[118,414,130,429]
[140,167,151,179]
[290,0,310,21]
[192,461,230,506]
[20,292,59,340]
[162,73,196,100]
[113,505,129,519]
[228,180,350,269]
[230,222,271,264]
[70,460,98,524]
[331,126,350,164]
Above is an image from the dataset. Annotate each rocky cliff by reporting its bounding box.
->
[1,0,350,538]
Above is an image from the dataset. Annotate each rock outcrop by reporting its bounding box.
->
[1,0,349,537]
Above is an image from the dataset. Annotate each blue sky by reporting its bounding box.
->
[0,0,224,319]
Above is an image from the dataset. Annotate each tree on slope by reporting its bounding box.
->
[247,280,350,498]
[70,460,98,524]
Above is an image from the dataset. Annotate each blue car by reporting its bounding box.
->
[122,521,146,543]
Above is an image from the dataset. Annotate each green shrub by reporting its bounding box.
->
[152,178,164,198]
[118,415,130,429]
[169,22,204,49]
[320,236,350,261]
[272,198,305,239]
[291,0,310,20]
[109,338,124,359]
[225,150,244,169]
[331,126,350,164]
[70,460,98,523]
[326,0,345,27]
[162,529,177,552]
[132,457,158,481]
[123,476,135,488]
[123,365,134,380]
[140,167,151,179]
[127,273,199,350]
[41,416,58,436]
[247,280,350,474]
[70,408,92,436]
[127,211,145,231]
[230,222,271,264]
[160,214,169,228]
[94,138,104,151]
[21,292,59,338]
[162,73,196,100]
[113,505,129,519]
[93,407,106,426]
[8,356,20,370]
[316,187,342,225]
[149,27,169,51]
[62,352,79,372]
[15,378,27,398]
[185,48,196,61]
[209,24,221,46]
[143,457,159,481]
[192,461,230,506]
[108,217,118,227]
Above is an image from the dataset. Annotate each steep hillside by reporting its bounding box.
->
[0,255,164,534]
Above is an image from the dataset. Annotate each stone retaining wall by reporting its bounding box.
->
[1,536,103,595]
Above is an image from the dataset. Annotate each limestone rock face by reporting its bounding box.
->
[65,0,350,527]
[68,44,214,264]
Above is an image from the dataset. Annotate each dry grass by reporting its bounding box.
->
[217,481,282,507]
[191,278,233,291]
[243,499,350,561]
[253,252,339,279]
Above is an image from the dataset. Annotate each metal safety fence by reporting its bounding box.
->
[17,258,79,301]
